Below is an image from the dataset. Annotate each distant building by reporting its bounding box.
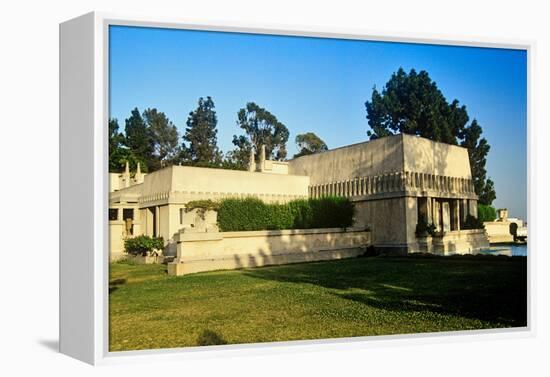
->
[484,208,527,243]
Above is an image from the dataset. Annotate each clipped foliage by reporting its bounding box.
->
[415,214,437,236]
[124,235,164,256]
[461,215,485,230]
[289,196,355,229]
[216,197,292,231]
[477,204,497,223]
[185,199,221,213]
[217,196,355,232]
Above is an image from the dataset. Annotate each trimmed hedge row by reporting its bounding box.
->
[217,196,355,232]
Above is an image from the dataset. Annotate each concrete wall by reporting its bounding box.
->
[140,165,309,199]
[261,160,289,174]
[353,197,409,248]
[168,227,370,275]
[288,135,404,185]
[289,134,476,199]
[402,134,472,178]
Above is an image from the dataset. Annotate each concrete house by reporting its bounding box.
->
[109,134,489,262]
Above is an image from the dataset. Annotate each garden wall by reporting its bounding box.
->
[168,227,371,276]
[413,229,489,255]
[484,222,514,243]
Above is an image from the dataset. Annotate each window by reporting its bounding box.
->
[109,208,118,221]
[180,208,184,225]
[123,208,134,221]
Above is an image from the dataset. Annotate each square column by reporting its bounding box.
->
[442,202,451,232]
[426,197,433,224]
[451,199,460,231]
[433,200,441,232]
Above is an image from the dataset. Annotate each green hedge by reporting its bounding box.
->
[478,204,496,223]
[217,196,355,232]
[124,235,164,256]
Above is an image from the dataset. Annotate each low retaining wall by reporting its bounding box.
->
[414,229,489,255]
[168,227,371,276]
[484,221,514,243]
[127,254,163,264]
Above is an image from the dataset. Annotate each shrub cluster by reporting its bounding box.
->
[124,235,164,256]
[184,199,220,213]
[217,196,355,232]
[185,199,221,220]
[477,204,497,223]
[461,215,485,230]
[415,214,436,236]
[289,197,355,229]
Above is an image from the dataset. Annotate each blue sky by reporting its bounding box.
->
[109,25,527,220]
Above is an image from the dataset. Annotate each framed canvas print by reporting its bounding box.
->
[59,12,532,365]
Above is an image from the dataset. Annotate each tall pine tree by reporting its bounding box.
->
[460,119,496,205]
[181,97,221,167]
[143,108,180,170]
[365,67,496,205]
[124,107,154,171]
[109,118,124,171]
[109,117,147,172]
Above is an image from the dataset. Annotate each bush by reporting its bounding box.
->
[217,196,355,232]
[185,199,220,213]
[478,204,497,222]
[185,199,221,220]
[124,235,164,256]
[415,214,436,236]
[293,196,355,229]
[461,215,485,230]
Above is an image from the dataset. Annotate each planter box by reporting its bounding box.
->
[127,254,163,264]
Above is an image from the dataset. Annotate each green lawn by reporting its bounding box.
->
[109,255,527,351]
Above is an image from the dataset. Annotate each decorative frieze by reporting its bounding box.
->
[139,190,308,205]
[309,171,475,199]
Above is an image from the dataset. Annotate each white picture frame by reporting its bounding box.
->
[59,11,534,365]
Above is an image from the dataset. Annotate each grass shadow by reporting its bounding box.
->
[196,330,228,346]
[242,255,527,327]
[109,278,127,294]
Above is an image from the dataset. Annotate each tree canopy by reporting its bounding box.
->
[293,132,328,158]
[366,68,496,205]
[124,107,154,169]
[230,102,289,169]
[143,108,180,170]
[181,97,222,167]
[109,117,148,173]
[109,118,125,171]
